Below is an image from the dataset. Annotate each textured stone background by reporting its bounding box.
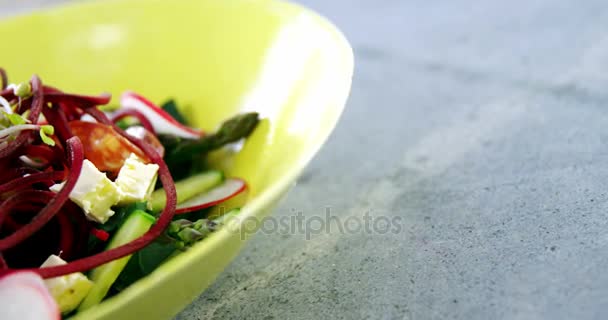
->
[4,1,608,319]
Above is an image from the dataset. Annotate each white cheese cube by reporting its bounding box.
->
[115,153,159,204]
[50,159,120,223]
[40,255,94,313]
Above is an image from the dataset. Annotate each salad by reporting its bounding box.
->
[0,68,259,319]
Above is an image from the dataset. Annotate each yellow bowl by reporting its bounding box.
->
[0,0,352,319]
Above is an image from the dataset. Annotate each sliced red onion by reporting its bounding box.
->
[43,92,111,107]
[27,76,44,124]
[0,171,64,194]
[85,107,112,125]
[42,104,73,143]
[55,212,75,259]
[0,89,13,99]
[0,76,179,279]
[3,216,22,232]
[0,191,53,230]
[111,108,155,134]
[63,201,90,258]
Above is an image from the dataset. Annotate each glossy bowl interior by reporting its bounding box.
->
[0,0,353,319]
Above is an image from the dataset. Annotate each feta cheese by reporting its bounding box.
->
[40,255,94,313]
[50,154,158,224]
[115,153,159,204]
[50,159,120,223]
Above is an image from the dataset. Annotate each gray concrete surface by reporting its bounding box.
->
[5,0,608,319]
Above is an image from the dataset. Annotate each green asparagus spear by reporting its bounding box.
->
[166,209,240,248]
[165,112,260,163]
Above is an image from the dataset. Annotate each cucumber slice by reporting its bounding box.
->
[78,209,155,311]
[148,170,224,212]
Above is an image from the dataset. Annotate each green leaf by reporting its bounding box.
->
[4,112,26,125]
[39,125,55,146]
[111,240,175,293]
[102,202,148,233]
[136,241,176,274]
[160,99,188,125]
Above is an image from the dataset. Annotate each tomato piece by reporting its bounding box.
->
[68,121,150,175]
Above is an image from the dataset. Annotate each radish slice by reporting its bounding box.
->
[120,91,202,139]
[0,272,60,320]
[176,178,247,214]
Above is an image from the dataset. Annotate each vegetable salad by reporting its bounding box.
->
[0,68,258,318]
